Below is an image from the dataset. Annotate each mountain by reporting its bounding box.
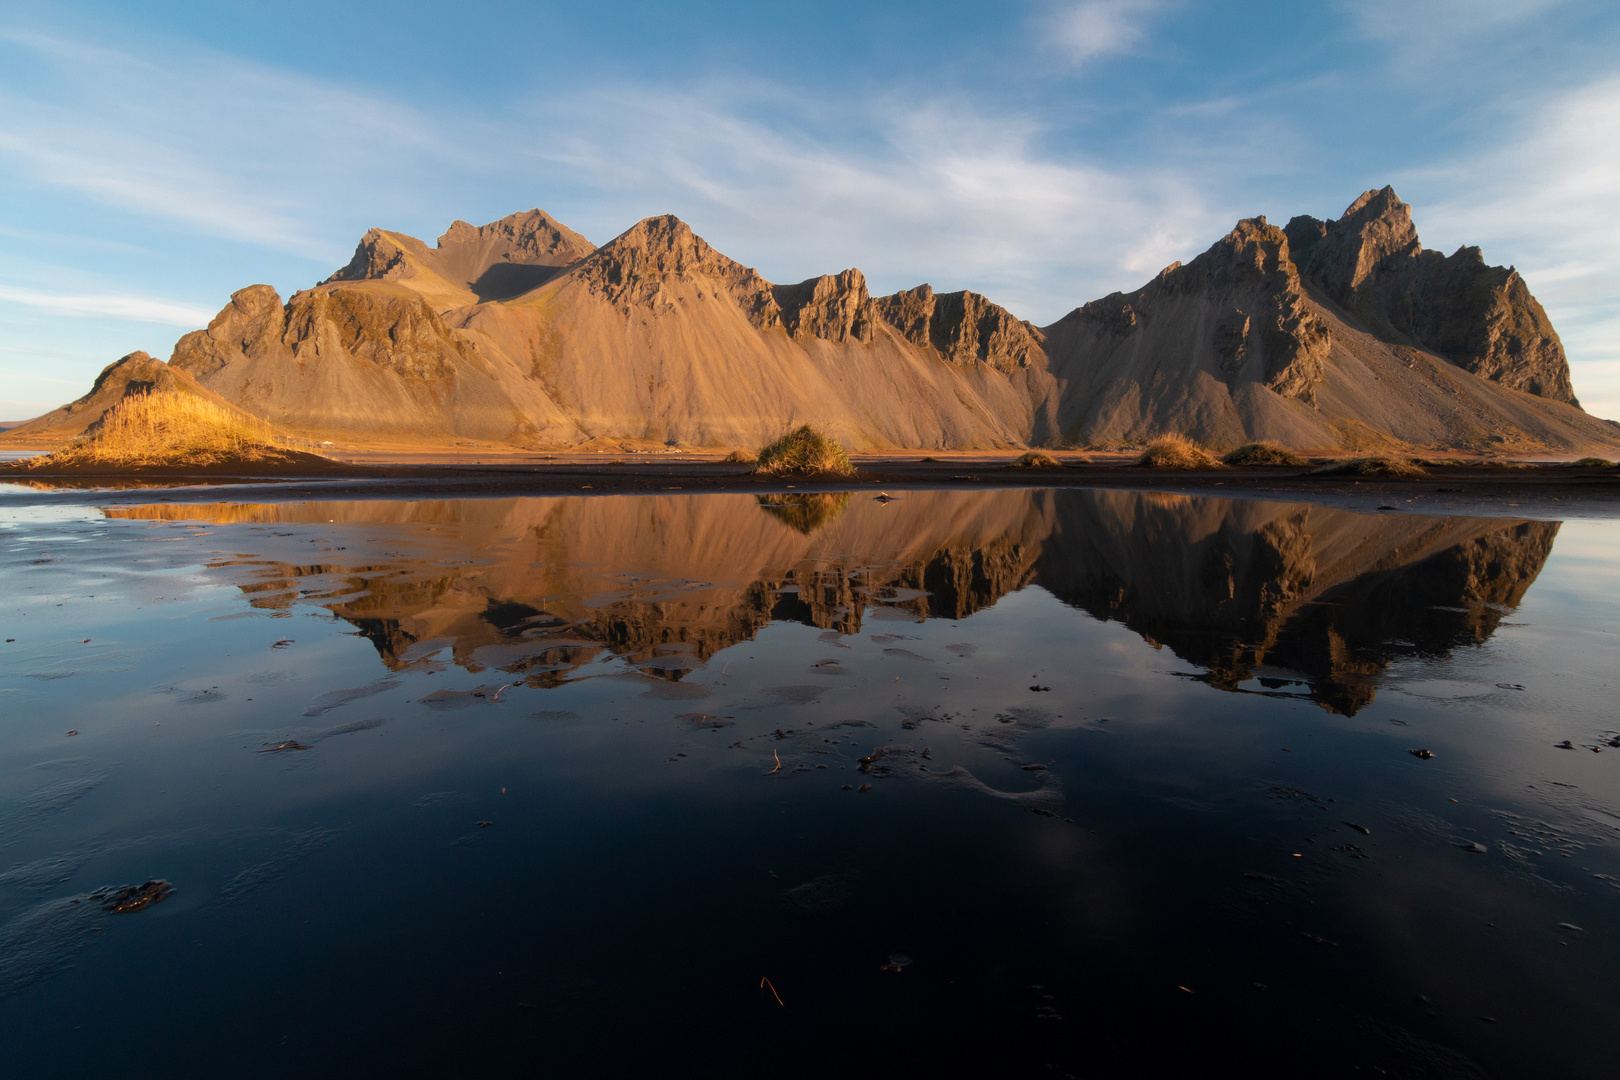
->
[9,188,1617,453]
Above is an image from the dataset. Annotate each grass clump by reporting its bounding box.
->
[722,449,756,464]
[1010,450,1063,469]
[1566,456,1616,468]
[1135,435,1223,470]
[756,492,852,534]
[1221,441,1307,467]
[42,391,284,468]
[753,425,855,477]
[1311,456,1428,478]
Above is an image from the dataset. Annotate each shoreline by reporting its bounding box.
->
[4,456,1618,520]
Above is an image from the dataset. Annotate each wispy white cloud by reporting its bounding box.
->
[0,27,455,261]
[1047,0,1163,66]
[513,83,1223,321]
[0,285,215,325]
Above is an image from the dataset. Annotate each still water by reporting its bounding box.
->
[1,487,1617,1077]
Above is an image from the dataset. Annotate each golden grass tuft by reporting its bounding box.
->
[1310,456,1428,478]
[1221,441,1307,467]
[41,391,285,468]
[1566,456,1615,468]
[1010,450,1063,469]
[722,449,756,464]
[1135,435,1223,470]
[753,425,855,477]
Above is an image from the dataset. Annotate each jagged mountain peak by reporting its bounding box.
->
[875,284,1046,375]
[435,208,592,259]
[1284,185,1575,404]
[326,209,595,304]
[1286,186,1421,299]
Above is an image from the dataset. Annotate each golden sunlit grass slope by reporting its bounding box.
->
[0,351,219,445]
[5,390,346,475]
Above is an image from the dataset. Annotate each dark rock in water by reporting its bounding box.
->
[1556,740,1575,750]
[259,740,312,753]
[1342,821,1371,835]
[95,880,173,913]
[879,951,913,973]
[1457,842,1488,854]
[1410,749,1433,759]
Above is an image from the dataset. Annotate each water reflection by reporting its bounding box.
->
[106,490,1554,714]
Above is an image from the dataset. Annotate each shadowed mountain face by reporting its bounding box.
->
[1286,188,1576,405]
[107,491,1556,714]
[12,187,1615,455]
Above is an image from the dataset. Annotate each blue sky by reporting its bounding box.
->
[3,0,1619,418]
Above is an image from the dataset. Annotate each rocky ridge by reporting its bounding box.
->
[1285,187,1575,404]
[7,190,1613,454]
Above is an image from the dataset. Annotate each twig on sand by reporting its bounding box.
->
[490,683,516,702]
[768,749,782,775]
[259,740,311,753]
[760,976,785,1006]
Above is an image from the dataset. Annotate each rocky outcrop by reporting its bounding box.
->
[875,285,1047,375]
[436,209,594,269]
[572,214,779,323]
[174,284,475,383]
[1287,187,1577,405]
[1057,217,1330,406]
[328,209,595,304]
[170,285,289,378]
[771,270,875,344]
[327,228,416,286]
[280,288,476,379]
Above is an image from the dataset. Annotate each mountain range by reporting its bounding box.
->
[9,187,1616,453]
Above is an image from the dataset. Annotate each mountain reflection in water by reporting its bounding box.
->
[107,489,1555,715]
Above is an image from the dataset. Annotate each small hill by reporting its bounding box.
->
[3,351,232,444]
[3,388,345,476]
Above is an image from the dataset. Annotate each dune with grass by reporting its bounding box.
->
[4,388,346,476]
